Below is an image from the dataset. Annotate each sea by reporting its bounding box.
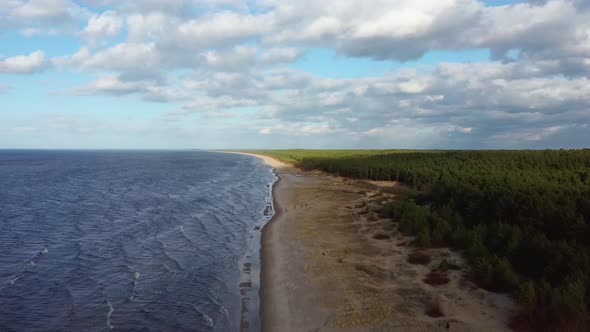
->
[0,150,277,332]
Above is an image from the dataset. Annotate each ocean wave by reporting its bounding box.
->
[191,305,214,328]
[0,151,277,331]
[3,247,50,287]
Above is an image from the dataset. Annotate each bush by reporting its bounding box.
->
[429,214,451,245]
[438,258,460,272]
[415,229,431,247]
[517,281,537,318]
[472,255,493,286]
[558,278,586,315]
[492,256,520,292]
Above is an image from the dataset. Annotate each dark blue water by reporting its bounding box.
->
[0,151,276,332]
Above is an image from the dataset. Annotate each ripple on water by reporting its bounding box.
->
[0,151,276,331]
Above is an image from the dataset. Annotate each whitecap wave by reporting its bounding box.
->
[106,301,114,330]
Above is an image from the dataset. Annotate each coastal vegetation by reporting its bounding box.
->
[254,149,590,331]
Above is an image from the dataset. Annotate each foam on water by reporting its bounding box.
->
[106,301,114,330]
[9,276,21,286]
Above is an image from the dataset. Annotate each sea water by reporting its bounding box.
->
[0,150,276,331]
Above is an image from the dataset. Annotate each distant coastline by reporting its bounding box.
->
[218,151,289,170]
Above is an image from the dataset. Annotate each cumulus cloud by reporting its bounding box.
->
[74,75,146,96]
[82,0,248,15]
[0,51,49,74]
[13,0,82,22]
[0,0,89,34]
[67,43,161,72]
[259,122,341,136]
[72,74,191,103]
[262,0,590,72]
[175,59,589,147]
[4,0,590,148]
[81,10,123,43]
[48,0,588,80]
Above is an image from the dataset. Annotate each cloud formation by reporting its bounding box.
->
[1,0,590,148]
[81,10,123,43]
[0,51,49,74]
[0,0,89,35]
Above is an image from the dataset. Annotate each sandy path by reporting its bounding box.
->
[230,152,516,332]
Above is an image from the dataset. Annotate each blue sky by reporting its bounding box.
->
[1,0,589,149]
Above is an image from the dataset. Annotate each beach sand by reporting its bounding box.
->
[232,152,516,332]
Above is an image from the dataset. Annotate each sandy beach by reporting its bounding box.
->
[233,152,516,332]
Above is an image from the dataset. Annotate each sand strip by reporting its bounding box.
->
[229,151,515,332]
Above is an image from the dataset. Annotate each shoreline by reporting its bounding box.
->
[259,165,284,332]
[220,151,296,331]
[216,151,289,170]
[228,151,515,332]
[216,151,290,332]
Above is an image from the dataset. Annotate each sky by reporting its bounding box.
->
[0,0,589,149]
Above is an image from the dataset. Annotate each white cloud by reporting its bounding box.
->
[259,47,303,65]
[74,75,145,95]
[13,0,82,21]
[263,0,590,67]
[46,0,588,79]
[84,0,248,14]
[172,11,276,49]
[301,16,343,41]
[0,51,49,74]
[3,0,590,148]
[259,122,340,136]
[1,0,89,34]
[492,125,572,142]
[72,74,191,103]
[81,10,123,42]
[62,43,160,72]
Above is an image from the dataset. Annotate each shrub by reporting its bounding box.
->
[415,229,432,247]
[472,254,493,286]
[438,258,460,272]
[429,214,451,245]
[517,281,537,318]
[492,256,520,292]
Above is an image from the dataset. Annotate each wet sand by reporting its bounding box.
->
[237,152,516,332]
